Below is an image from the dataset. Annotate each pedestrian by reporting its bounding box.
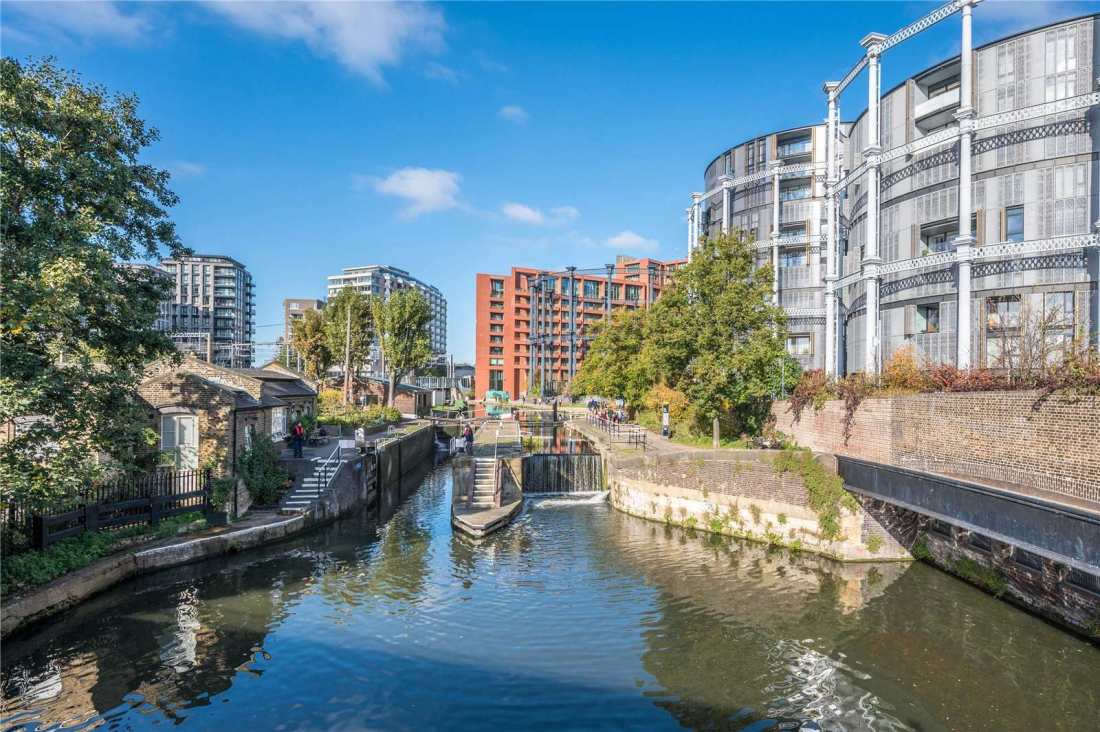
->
[463,424,475,454]
[291,420,305,458]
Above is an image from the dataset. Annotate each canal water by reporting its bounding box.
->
[3,463,1098,731]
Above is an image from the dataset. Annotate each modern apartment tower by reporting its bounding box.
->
[689,8,1099,375]
[699,123,843,371]
[281,298,325,368]
[475,255,687,399]
[160,254,256,368]
[326,265,447,372]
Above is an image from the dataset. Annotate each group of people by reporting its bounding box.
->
[587,399,627,424]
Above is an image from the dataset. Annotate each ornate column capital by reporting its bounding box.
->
[690,192,703,204]
[823,80,840,97]
[860,32,887,57]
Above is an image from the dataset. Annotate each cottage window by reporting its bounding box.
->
[271,405,288,440]
[161,414,198,470]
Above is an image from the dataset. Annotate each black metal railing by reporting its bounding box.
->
[1,468,211,553]
[585,413,647,450]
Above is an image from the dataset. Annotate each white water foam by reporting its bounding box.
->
[527,491,609,508]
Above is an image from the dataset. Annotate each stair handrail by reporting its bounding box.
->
[317,443,341,493]
[492,424,502,508]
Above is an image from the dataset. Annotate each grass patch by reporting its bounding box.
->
[911,535,932,561]
[1,512,206,596]
[773,448,858,541]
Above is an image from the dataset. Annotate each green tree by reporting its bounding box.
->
[323,287,373,404]
[570,308,649,406]
[571,231,798,437]
[289,308,332,380]
[1,58,185,508]
[372,289,432,407]
[644,232,798,435]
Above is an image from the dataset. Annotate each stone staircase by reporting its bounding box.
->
[470,457,497,509]
[280,460,331,515]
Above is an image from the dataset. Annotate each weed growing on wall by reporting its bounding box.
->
[952,557,1009,598]
[772,448,858,541]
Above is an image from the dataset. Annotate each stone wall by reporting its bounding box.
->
[606,450,909,562]
[772,391,1100,503]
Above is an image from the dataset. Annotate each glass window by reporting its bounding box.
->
[489,347,503,355]
[779,181,811,201]
[490,279,504,296]
[1005,205,1024,242]
[916,304,940,334]
[786,334,812,356]
[271,407,287,440]
[625,285,641,301]
[490,324,503,333]
[490,312,503,321]
[583,280,600,299]
[780,248,808,267]
[489,370,504,391]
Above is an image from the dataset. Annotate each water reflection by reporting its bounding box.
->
[2,463,1098,731]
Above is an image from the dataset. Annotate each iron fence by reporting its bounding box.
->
[1,468,211,554]
[585,413,647,450]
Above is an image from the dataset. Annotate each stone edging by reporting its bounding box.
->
[2,514,305,639]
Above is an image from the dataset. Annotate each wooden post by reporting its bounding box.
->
[712,417,720,449]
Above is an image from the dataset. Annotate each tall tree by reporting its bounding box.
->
[643,231,798,435]
[289,308,332,381]
[569,308,649,406]
[571,231,798,436]
[371,289,432,407]
[322,288,373,405]
[1,58,185,507]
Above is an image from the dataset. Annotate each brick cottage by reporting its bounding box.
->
[138,355,317,474]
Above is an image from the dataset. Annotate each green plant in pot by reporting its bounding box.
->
[207,477,236,525]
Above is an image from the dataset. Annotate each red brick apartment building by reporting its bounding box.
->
[475,255,687,399]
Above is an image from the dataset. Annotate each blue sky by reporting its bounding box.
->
[3,1,1092,363]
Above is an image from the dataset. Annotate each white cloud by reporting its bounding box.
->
[372,167,462,218]
[501,202,545,225]
[605,230,658,252]
[3,1,151,42]
[423,61,461,84]
[498,105,528,124]
[203,1,445,86]
[172,161,206,177]
[549,206,580,222]
[501,203,580,226]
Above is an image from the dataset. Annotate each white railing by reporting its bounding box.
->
[829,233,1100,292]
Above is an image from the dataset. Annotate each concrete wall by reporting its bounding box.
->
[772,391,1100,503]
[606,450,908,562]
[376,426,434,487]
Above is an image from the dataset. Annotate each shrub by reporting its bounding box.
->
[788,369,833,422]
[881,346,927,392]
[237,435,289,505]
[211,477,236,512]
[643,383,693,435]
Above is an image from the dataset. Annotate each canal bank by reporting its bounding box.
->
[3,462,1097,731]
[1,425,437,640]
[570,420,906,562]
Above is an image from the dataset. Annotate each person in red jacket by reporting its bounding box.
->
[291,421,305,458]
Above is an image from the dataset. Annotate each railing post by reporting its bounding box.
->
[84,501,99,534]
[31,514,45,550]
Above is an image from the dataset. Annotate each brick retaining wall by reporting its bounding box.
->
[772,391,1100,503]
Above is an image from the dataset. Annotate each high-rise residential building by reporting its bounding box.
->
[160,254,256,368]
[687,10,1099,376]
[277,299,323,372]
[326,265,447,372]
[475,255,686,399]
